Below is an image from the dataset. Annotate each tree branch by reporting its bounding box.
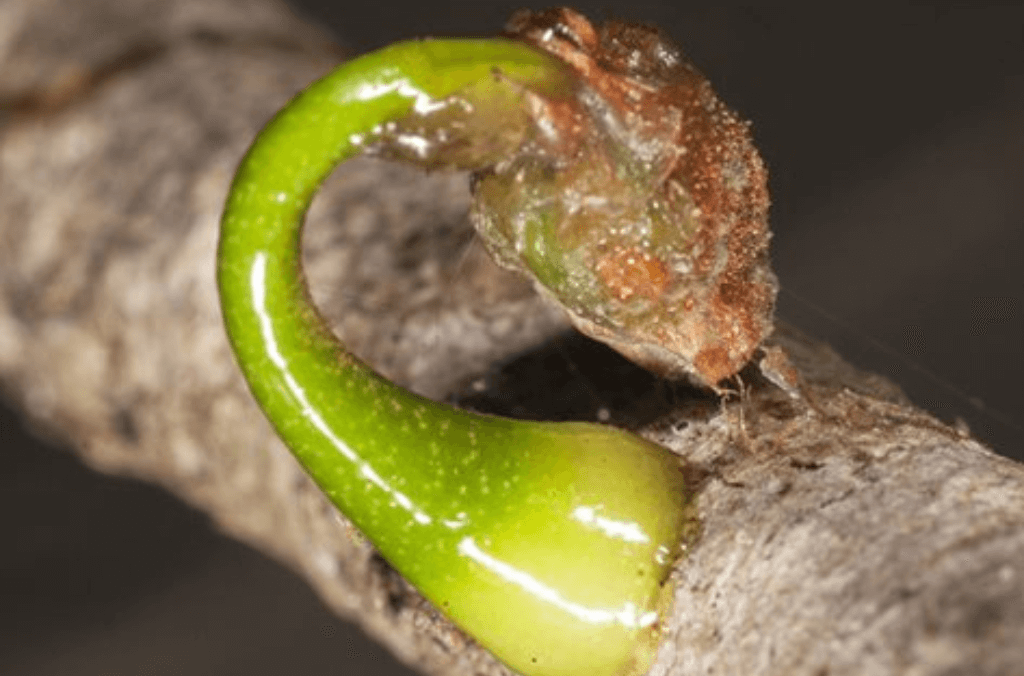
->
[1,0,1020,674]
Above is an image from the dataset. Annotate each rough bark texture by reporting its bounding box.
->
[1,1,1021,675]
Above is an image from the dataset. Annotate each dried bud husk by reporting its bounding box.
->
[470,8,777,386]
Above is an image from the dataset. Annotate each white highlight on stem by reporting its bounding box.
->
[571,505,650,544]
[442,512,469,530]
[350,73,448,115]
[250,252,433,526]
[457,536,658,629]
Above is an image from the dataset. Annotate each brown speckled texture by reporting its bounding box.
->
[469,8,776,387]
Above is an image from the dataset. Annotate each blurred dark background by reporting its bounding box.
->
[2,2,1021,674]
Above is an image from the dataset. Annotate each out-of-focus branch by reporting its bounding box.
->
[1,1,1021,675]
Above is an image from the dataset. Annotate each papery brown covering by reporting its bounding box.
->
[470,7,777,386]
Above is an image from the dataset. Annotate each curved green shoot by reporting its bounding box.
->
[218,38,693,676]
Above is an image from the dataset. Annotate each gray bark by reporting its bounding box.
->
[1,1,1021,675]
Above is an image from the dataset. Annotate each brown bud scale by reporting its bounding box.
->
[470,8,777,386]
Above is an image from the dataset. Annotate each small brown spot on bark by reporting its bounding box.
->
[113,407,139,444]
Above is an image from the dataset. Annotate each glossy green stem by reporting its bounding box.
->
[218,38,691,676]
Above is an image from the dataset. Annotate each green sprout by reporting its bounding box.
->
[218,27,698,676]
